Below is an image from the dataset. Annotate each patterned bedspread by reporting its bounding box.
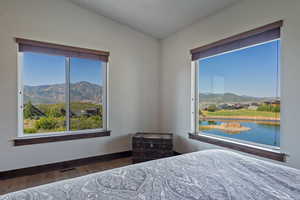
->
[1,150,300,200]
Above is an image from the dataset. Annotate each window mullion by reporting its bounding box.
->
[191,60,198,133]
[65,57,71,131]
[104,62,108,130]
[195,61,199,133]
[18,52,24,137]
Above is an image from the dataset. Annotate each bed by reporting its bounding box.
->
[1,149,300,200]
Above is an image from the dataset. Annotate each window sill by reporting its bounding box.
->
[14,130,111,146]
[188,133,287,162]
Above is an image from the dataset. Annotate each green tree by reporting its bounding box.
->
[24,101,35,119]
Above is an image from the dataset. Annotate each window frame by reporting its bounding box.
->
[190,39,281,150]
[17,40,109,138]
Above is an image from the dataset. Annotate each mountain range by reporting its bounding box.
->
[24,83,277,105]
[24,81,102,104]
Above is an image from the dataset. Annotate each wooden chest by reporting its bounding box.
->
[132,132,173,163]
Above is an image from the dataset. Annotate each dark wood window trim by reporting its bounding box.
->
[16,38,110,141]
[14,131,111,146]
[190,20,283,60]
[189,133,287,162]
[15,38,110,62]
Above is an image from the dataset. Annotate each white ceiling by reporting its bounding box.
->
[70,0,240,39]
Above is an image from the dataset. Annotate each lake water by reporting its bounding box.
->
[200,120,280,147]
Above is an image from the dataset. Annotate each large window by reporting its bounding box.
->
[17,39,109,137]
[191,21,282,149]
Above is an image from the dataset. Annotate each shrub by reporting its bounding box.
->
[70,116,102,130]
[24,128,37,133]
[35,117,58,130]
[272,106,280,113]
[199,109,203,116]
[207,104,217,112]
[257,104,272,112]
[48,107,64,117]
[257,104,280,113]
[208,121,217,125]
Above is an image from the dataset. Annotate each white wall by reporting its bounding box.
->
[1,0,300,172]
[0,0,160,171]
[160,0,300,168]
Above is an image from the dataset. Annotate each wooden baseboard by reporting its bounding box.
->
[0,151,132,180]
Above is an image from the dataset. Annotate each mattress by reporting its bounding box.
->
[1,149,300,200]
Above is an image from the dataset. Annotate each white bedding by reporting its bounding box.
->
[1,150,300,199]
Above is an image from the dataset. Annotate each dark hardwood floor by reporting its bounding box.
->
[0,157,132,195]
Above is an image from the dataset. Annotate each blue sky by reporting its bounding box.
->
[23,52,103,86]
[198,40,280,98]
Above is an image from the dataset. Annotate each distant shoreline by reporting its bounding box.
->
[200,116,280,122]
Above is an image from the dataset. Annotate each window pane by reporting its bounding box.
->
[198,40,280,147]
[70,58,104,131]
[23,52,66,134]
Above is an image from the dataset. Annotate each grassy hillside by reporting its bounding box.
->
[202,109,280,118]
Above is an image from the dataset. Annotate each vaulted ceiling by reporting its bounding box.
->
[69,0,241,39]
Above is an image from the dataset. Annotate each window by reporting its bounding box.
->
[69,58,104,131]
[190,21,282,149]
[17,39,109,137]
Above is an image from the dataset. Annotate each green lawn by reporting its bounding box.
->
[202,109,280,118]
